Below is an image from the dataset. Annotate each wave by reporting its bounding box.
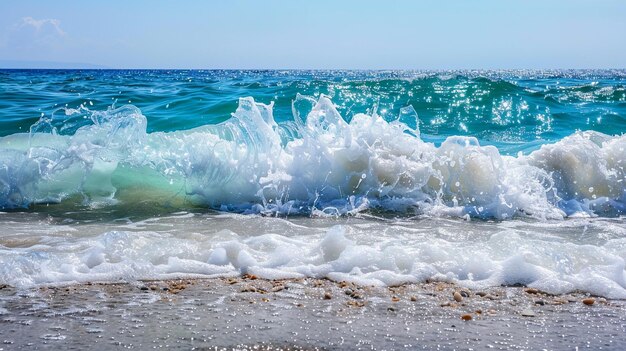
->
[0,95,625,219]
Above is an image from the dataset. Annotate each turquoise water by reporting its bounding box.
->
[2,70,626,295]
[2,70,625,150]
[1,69,626,218]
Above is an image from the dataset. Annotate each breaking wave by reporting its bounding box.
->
[0,95,625,219]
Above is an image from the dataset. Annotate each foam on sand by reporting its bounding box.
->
[1,216,625,298]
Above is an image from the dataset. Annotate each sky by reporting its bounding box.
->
[0,0,625,69]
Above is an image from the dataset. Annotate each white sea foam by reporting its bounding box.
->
[1,217,625,298]
[0,96,625,219]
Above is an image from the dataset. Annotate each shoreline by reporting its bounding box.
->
[1,277,625,350]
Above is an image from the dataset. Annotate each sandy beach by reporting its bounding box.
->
[1,277,624,350]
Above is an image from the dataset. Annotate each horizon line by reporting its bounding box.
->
[1,67,626,71]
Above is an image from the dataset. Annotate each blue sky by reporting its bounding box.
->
[0,0,625,69]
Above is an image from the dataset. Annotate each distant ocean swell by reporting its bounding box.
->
[1,94,624,219]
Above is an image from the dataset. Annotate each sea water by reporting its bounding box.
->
[0,70,625,297]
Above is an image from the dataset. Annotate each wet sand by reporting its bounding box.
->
[0,277,625,350]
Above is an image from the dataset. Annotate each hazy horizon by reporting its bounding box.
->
[2,60,626,70]
[2,60,626,71]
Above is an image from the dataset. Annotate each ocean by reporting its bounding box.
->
[0,69,625,298]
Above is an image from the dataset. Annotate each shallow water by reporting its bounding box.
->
[0,70,625,297]
[0,212,625,298]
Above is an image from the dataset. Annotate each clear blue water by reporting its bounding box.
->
[2,70,626,295]
[1,69,625,218]
[2,70,625,152]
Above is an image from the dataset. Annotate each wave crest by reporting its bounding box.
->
[0,95,625,219]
